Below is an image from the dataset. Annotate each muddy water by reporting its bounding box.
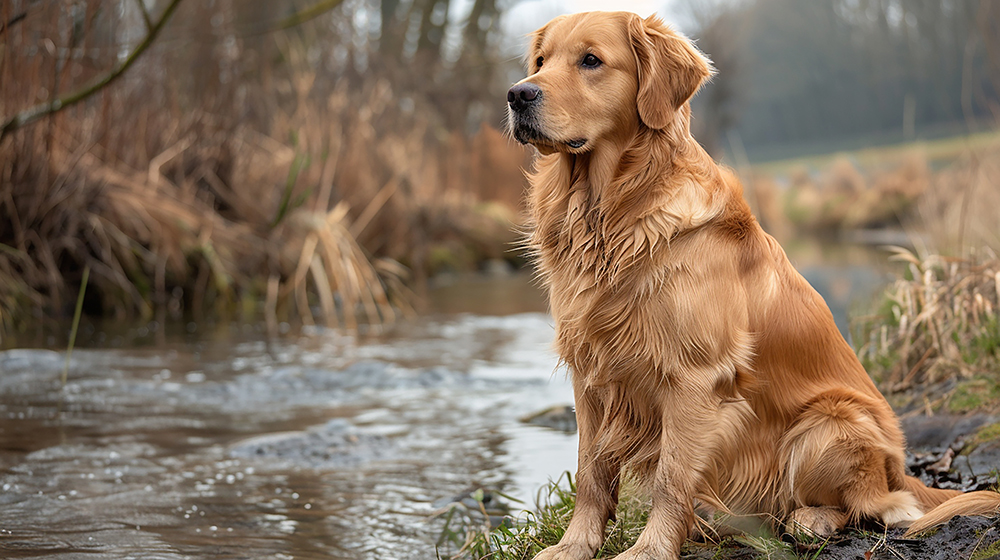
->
[0,249,887,560]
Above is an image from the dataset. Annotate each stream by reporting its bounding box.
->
[0,246,888,560]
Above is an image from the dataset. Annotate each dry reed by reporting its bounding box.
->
[0,1,530,339]
[753,140,1000,398]
[854,247,1000,391]
[778,154,930,233]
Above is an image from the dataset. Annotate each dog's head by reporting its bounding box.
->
[507,12,712,155]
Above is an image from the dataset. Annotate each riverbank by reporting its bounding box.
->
[448,407,1000,560]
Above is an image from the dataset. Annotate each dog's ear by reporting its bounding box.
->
[629,14,713,130]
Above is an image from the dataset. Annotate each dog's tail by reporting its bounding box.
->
[902,475,1000,536]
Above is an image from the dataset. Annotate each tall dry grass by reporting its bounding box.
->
[912,147,1000,254]
[844,144,1000,397]
[778,154,930,234]
[854,248,1000,391]
[745,139,1000,397]
[763,141,999,245]
[0,1,530,340]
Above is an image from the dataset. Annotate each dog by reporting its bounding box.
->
[506,11,1000,560]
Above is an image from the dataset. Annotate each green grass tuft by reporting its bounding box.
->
[971,538,1000,560]
[442,474,839,560]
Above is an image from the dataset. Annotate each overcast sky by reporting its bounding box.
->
[498,0,682,58]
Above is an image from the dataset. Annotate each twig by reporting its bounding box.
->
[147,136,194,186]
[62,265,90,389]
[896,345,936,390]
[0,0,185,141]
[133,0,154,32]
[350,178,399,237]
[0,11,27,35]
[273,0,348,31]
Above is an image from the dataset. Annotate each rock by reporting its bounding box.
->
[901,412,996,449]
[482,259,514,278]
[227,418,393,468]
[520,404,577,433]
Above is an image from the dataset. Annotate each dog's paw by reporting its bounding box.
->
[785,506,848,539]
[531,542,595,560]
[878,491,923,526]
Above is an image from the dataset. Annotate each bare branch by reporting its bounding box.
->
[0,11,27,35]
[133,0,154,33]
[0,0,185,141]
[273,0,348,32]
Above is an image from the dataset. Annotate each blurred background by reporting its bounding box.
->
[1,2,999,559]
[1,0,998,336]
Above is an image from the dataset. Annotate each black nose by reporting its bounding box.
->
[507,83,541,111]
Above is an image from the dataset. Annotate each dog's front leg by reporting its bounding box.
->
[615,383,720,560]
[533,382,620,560]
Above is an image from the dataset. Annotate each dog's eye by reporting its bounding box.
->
[581,53,602,68]
[535,56,544,68]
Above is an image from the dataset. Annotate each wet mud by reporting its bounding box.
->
[679,515,1000,560]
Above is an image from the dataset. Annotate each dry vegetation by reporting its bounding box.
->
[853,248,1000,392]
[747,139,1000,245]
[748,139,1000,403]
[0,1,530,340]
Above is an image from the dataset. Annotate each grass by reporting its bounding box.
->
[949,379,1000,414]
[436,472,646,560]
[971,423,1000,449]
[972,542,1000,560]
[442,475,843,560]
[750,129,1000,176]
[971,536,1000,560]
[61,265,89,388]
[743,133,1000,254]
[852,248,1000,396]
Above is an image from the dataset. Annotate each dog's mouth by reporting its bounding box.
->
[511,122,588,154]
[509,106,589,153]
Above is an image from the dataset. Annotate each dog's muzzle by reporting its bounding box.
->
[507,82,546,145]
[507,82,541,112]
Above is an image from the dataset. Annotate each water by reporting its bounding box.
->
[0,246,890,559]
[0,276,574,559]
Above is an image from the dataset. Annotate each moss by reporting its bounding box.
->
[971,539,1000,560]
[970,316,1000,363]
[906,526,940,539]
[948,378,1000,413]
[973,423,1000,446]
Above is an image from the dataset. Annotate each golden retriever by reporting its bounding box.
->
[506,11,1000,560]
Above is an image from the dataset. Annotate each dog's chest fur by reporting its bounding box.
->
[528,154,754,388]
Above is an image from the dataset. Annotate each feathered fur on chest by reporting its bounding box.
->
[526,146,747,383]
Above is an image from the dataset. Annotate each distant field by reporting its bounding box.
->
[747,128,1000,175]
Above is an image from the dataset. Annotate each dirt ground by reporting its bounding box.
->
[680,514,1000,559]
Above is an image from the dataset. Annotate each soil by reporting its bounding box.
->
[679,515,1000,560]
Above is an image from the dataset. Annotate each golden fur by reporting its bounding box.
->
[506,11,1000,560]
